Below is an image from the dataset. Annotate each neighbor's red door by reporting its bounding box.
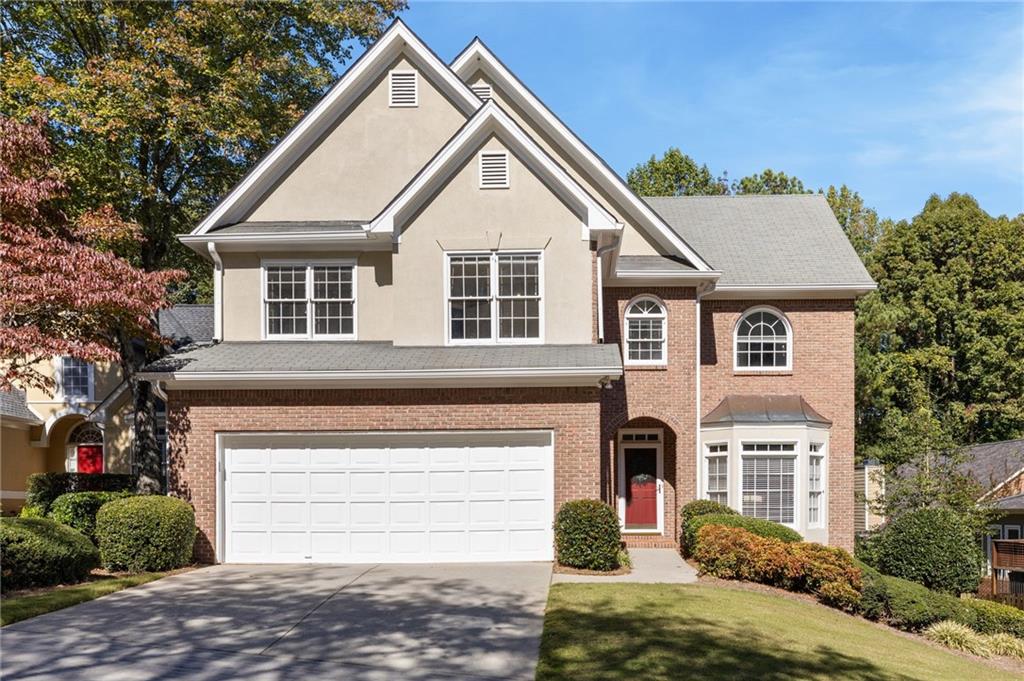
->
[77,445,104,474]
[624,448,658,528]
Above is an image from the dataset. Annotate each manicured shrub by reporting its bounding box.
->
[554,499,622,571]
[684,513,801,555]
[987,632,1024,660]
[680,499,736,529]
[26,472,136,515]
[95,496,195,572]
[923,620,992,657]
[0,517,99,591]
[855,559,888,620]
[870,508,984,595]
[48,491,135,542]
[959,597,1024,638]
[868,573,971,631]
[693,524,862,611]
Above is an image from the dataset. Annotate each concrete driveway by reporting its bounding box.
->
[0,562,552,680]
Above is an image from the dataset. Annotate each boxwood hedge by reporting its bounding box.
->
[48,491,135,542]
[95,496,196,572]
[0,517,99,591]
[554,499,622,571]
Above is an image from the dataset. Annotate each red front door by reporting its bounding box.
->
[77,445,104,474]
[624,447,658,529]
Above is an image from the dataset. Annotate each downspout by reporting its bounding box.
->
[596,236,620,342]
[694,280,713,501]
[208,242,224,342]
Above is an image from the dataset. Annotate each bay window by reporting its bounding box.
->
[809,443,825,527]
[741,443,796,524]
[706,443,728,505]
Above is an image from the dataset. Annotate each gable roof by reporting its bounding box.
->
[158,305,215,347]
[371,100,620,236]
[450,38,713,272]
[962,439,1024,499]
[645,195,875,291]
[190,20,482,236]
[0,388,42,425]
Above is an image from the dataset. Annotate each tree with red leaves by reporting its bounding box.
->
[0,115,185,393]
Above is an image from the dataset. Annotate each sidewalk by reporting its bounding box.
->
[551,548,698,584]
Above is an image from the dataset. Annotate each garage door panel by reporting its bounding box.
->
[223,432,553,563]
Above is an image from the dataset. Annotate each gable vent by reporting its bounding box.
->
[389,70,418,107]
[471,83,492,101]
[479,151,510,189]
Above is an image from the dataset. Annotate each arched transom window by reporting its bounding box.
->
[625,297,667,365]
[69,422,103,445]
[735,307,792,370]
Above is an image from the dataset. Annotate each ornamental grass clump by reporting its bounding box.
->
[923,620,992,658]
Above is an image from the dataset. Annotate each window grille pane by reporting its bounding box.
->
[626,306,665,361]
[61,358,90,397]
[268,302,308,335]
[450,299,491,340]
[266,266,306,300]
[707,455,728,503]
[496,254,540,339]
[741,454,795,523]
[312,266,353,301]
[736,309,789,368]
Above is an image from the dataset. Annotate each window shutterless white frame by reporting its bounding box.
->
[740,440,798,527]
[704,442,729,506]
[616,428,665,535]
[478,151,510,188]
[54,357,94,402]
[808,443,826,528]
[388,69,418,107]
[733,305,793,372]
[623,295,667,366]
[261,259,357,340]
[444,250,544,345]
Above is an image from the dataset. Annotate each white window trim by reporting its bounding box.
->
[808,442,827,529]
[704,442,729,506]
[478,150,510,189]
[616,428,665,535]
[623,295,668,366]
[388,69,418,107]
[53,357,95,403]
[261,259,357,341]
[444,250,545,346]
[733,304,793,372]
[740,439,799,528]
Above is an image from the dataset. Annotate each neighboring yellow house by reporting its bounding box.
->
[0,305,213,513]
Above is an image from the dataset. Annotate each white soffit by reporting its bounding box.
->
[451,39,714,272]
[370,101,621,236]
[190,20,481,236]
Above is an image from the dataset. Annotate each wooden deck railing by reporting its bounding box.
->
[979,540,1024,610]
[993,539,1024,571]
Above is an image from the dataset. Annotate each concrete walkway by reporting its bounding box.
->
[551,548,698,584]
[1,562,551,681]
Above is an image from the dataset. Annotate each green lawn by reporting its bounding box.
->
[1,572,168,627]
[537,583,1020,681]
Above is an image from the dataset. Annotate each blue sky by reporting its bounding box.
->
[358,1,1023,221]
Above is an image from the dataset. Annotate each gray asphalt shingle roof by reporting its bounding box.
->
[209,220,367,234]
[703,394,832,426]
[992,493,1024,511]
[144,342,623,374]
[962,439,1024,494]
[616,255,696,274]
[644,194,875,287]
[158,305,215,346]
[0,389,41,424]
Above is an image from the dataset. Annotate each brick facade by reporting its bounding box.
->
[700,299,857,551]
[166,387,601,563]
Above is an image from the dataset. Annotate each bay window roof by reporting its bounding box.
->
[703,394,831,426]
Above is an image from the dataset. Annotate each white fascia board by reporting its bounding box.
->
[141,365,623,390]
[370,101,620,236]
[190,20,481,236]
[179,230,395,257]
[451,40,713,272]
[608,270,722,286]
[705,283,878,300]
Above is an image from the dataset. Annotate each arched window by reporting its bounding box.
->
[67,421,104,474]
[68,422,103,445]
[735,307,792,370]
[625,297,667,365]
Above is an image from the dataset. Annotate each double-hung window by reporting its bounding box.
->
[808,443,825,527]
[741,443,796,524]
[264,261,355,339]
[447,252,542,343]
[624,297,667,365]
[58,357,91,400]
[706,443,728,505]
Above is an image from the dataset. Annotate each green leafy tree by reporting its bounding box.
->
[732,168,810,195]
[856,193,1024,463]
[0,0,405,300]
[823,184,883,259]
[626,147,728,196]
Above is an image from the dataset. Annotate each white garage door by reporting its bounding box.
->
[221,431,554,564]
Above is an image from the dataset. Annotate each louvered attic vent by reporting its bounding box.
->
[479,151,509,189]
[470,83,492,100]
[389,70,418,107]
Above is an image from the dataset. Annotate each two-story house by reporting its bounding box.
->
[141,21,875,565]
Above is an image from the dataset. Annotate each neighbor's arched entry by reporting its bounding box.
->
[67,421,104,474]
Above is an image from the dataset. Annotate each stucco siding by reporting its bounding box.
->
[244,56,467,222]
[1,426,46,512]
